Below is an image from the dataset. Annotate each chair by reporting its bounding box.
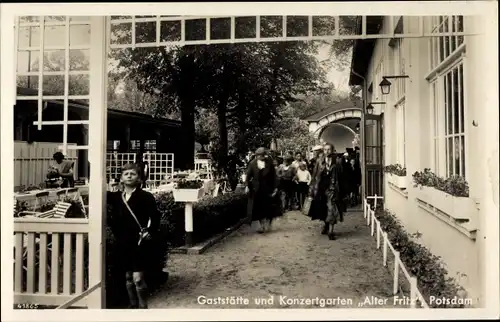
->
[212,183,220,197]
[34,191,50,211]
[56,188,87,218]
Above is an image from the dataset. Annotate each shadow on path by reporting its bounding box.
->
[149,210,408,309]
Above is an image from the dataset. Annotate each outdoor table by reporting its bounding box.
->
[14,186,89,208]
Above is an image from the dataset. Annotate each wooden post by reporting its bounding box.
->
[185,202,194,247]
[376,220,380,248]
[366,204,371,226]
[371,210,375,236]
[393,251,400,295]
[87,16,108,309]
[374,193,378,210]
[410,276,417,308]
[383,232,388,266]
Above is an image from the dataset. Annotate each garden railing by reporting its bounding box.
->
[364,195,429,309]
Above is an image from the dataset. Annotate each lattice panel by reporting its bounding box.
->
[107,15,477,50]
[143,153,174,184]
[106,153,136,181]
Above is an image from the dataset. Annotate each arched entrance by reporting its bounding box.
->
[306,102,362,152]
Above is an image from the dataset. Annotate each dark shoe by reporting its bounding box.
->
[328,233,336,240]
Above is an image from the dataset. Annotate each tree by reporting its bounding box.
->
[111,16,349,176]
[20,50,90,96]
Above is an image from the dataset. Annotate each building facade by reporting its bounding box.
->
[349,15,498,306]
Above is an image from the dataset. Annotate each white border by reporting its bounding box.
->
[1,2,498,321]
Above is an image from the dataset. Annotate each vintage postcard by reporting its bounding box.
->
[1,1,498,321]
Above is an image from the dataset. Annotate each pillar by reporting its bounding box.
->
[87,16,107,309]
[472,11,499,310]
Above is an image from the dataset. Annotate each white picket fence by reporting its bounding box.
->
[13,217,90,307]
[364,195,430,309]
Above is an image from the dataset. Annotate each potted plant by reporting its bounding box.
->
[412,169,477,221]
[172,179,204,203]
[384,164,407,189]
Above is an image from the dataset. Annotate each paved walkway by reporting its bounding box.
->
[150,209,408,309]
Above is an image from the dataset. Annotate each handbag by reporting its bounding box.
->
[302,196,313,216]
[121,194,150,246]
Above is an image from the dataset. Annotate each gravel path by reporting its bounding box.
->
[149,210,409,309]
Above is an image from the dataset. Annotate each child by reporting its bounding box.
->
[295,161,312,208]
[108,163,160,309]
[278,156,296,211]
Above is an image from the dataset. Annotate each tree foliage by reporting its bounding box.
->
[109,16,356,177]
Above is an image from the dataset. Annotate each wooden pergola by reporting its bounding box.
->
[2,3,496,315]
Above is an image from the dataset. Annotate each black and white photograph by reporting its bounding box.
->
[1,2,498,321]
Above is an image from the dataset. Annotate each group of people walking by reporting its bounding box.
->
[245,144,362,240]
[104,143,361,309]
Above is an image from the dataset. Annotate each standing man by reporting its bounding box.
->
[136,152,149,189]
[291,151,307,208]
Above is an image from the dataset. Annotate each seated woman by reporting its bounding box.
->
[46,152,75,188]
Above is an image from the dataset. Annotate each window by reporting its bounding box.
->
[130,139,156,152]
[429,15,466,179]
[430,16,464,70]
[107,140,120,152]
[430,60,466,178]
[390,35,406,168]
[393,38,406,100]
[444,63,465,177]
[395,102,406,167]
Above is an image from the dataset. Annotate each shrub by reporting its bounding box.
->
[105,190,247,308]
[384,164,407,176]
[61,197,86,218]
[176,179,204,189]
[412,168,469,197]
[374,208,466,308]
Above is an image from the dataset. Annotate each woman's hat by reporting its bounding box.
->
[312,145,323,151]
[255,147,267,156]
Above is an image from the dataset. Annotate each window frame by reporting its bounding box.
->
[429,56,467,179]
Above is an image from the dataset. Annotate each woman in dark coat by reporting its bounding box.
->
[245,147,280,233]
[308,144,344,240]
[108,163,161,309]
[338,152,353,210]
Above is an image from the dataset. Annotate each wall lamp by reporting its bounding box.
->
[379,75,410,95]
[366,102,386,114]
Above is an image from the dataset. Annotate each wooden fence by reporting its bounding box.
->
[14,141,79,188]
[13,217,89,307]
[363,195,429,308]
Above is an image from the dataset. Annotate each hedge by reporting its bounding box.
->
[374,208,466,308]
[105,191,248,308]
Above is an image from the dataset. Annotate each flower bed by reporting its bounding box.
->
[374,208,466,308]
[412,169,477,222]
[384,164,407,189]
[105,191,248,308]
